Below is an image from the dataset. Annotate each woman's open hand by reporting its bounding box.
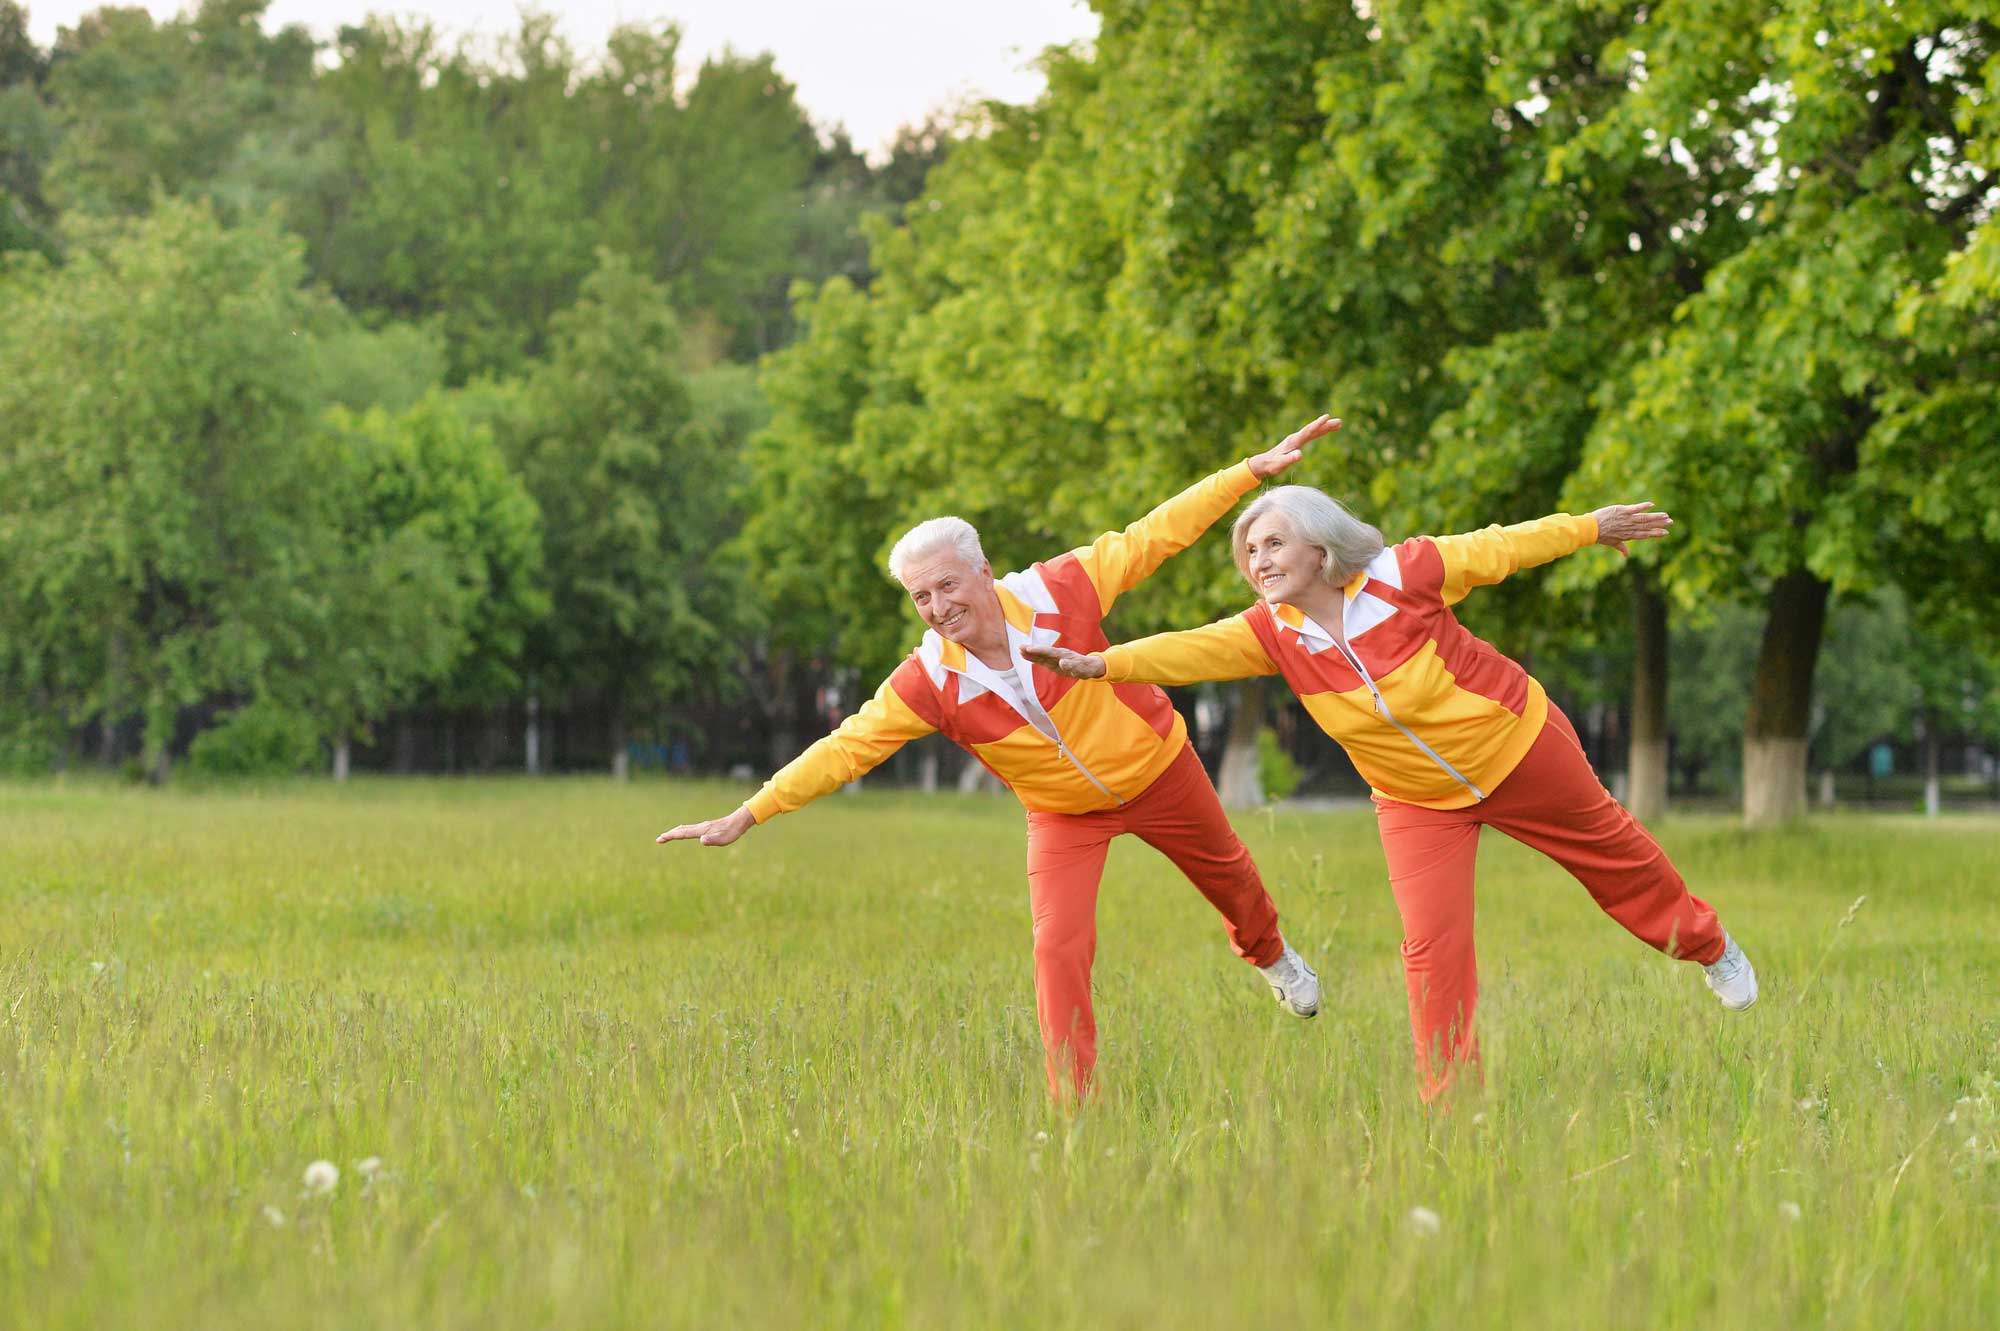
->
[1590,501,1673,556]
[1024,646,1108,679]
[1247,414,1341,480]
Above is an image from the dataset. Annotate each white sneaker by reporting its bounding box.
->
[1258,943,1320,1019]
[1703,932,1759,1011]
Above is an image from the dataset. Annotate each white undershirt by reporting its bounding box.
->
[961,647,1062,746]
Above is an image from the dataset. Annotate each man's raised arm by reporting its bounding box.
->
[1071,415,1340,614]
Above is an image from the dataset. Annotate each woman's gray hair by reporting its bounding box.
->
[887,516,986,584]
[1230,486,1385,589]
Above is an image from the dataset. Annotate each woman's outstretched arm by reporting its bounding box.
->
[1026,615,1278,686]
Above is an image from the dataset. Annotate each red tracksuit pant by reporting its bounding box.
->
[1024,742,1285,1101]
[1373,705,1724,1103]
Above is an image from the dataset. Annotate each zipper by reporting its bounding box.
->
[1056,739,1121,803]
[959,650,1126,805]
[1322,624,1485,800]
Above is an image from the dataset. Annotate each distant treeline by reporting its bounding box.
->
[0,0,944,781]
[2,1,1998,824]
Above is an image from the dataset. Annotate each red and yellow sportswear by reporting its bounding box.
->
[1098,514,1600,810]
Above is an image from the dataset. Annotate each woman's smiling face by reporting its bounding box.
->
[1241,511,1324,605]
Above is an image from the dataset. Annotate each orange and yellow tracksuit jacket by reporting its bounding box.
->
[1099,514,1601,811]
[743,462,1264,824]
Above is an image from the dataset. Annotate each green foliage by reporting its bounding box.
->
[0,198,523,767]
[41,0,320,222]
[309,320,450,414]
[0,715,57,776]
[745,275,912,677]
[501,250,737,715]
[185,698,320,776]
[297,15,846,380]
[302,392,546,731]
[1559,7,2000,614]
[1257,728,1303,802]
[0,199,341,766]
[0,1,55,258]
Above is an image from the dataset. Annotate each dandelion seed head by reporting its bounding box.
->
[1033,1130,1049,1145]
[1407,1205,1442,1237]
[355,1156,383,1178]
[1778,1200,1802,1222]
[1219,1119,1231,1133]
[303,1160,339,1195]
[261,1205,286,1228]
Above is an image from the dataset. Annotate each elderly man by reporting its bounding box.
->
[660,415,1341,1101]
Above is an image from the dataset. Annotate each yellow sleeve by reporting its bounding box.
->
[744,676,937,822]
[1071,461,1261,614]
[1100,614,1278,686]
[1432,513,1599,607]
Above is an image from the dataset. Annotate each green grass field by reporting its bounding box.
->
[2,777,1995,1329]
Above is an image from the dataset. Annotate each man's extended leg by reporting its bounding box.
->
[1024,808,1115,1102]
[1126,743,1285,968]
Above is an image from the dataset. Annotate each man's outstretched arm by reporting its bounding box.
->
[657,671,938,848]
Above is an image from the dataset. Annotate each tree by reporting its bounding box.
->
[0,200,345,776]
[301,394,547,777]
[1566,5,2000,824]
[0,0,56,257]
[502,250,737,775]
[41,0,319,221]
[303,15,833,381]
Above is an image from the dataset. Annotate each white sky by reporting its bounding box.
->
[23,1,1101,156]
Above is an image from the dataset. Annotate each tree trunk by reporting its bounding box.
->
[100,634,126,769]
[394,712,417,774]
[1217,678,1267,807]
[524,694,541,775]
[476,707,504,773]
[956,759,994,793]
[919,745,939,793]
[1742,570,1830,826]
[609,703,629,781]
[332,733,351,783]
[1818,769,1836,807]
[1627,568,1670,822]
[766,648,813,772]
[1922,705,1941,818]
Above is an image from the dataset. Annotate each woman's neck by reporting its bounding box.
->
[1287,579,1348,632]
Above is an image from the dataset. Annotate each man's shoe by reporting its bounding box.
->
[1703,932,1759,1011]
[1259,943,1320,1018]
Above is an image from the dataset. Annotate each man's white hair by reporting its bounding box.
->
[887,516,986,585]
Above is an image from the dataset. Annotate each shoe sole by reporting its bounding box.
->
[1270,988,1319,1019]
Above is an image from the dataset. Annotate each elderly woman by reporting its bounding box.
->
[1027,482,1758,1103]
